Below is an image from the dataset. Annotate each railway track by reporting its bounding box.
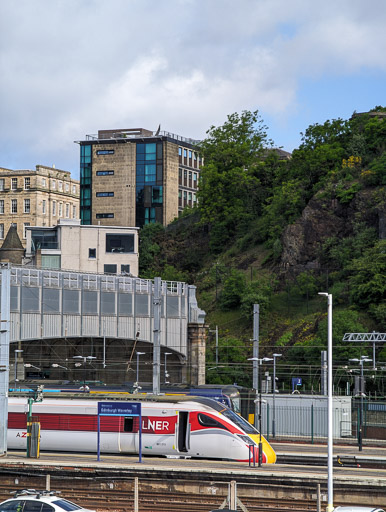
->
[0,483,317,512]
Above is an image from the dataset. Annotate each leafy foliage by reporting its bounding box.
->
[137,107,386,389]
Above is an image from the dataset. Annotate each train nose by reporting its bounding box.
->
[248,434,276,463]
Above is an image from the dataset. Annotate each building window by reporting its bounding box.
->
[24,177,31,190]
[121,264,131,275]
[11,199,17,213]
[96,192,114,197]
[0,179,4,191]
[65,203,69,218]
[58,181,63,191]
[0,224,4,239]
[58,203,63,217]
[183,149,187,158]
[72,185,76,194]
[24,199,30,213]
[106,234,134,253]
[104,264,117,274]
[97,150,114,155]
[42,178,46,187]
[96,170,114,176]
[42,200,46,214]
[52,180,56,190]
[0,200,4,214]
[96,213,114,219]
[23,223,30,239]
[52,201,56,216]
[11,178,17,190]
[65,183,69,192]
[89,248,96,259]
[72,205,76,218]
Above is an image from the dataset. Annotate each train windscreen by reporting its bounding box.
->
[220,408,258,434]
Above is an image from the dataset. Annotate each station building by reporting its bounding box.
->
[76,128,202,228]
[0,165,79,247]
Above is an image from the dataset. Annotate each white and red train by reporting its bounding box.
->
[7,395,276,463]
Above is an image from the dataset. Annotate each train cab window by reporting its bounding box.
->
[197,413,226,429]
[124,417,134,432]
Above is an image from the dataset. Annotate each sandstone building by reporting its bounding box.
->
[76,128,202,227]
[0,165,80,247]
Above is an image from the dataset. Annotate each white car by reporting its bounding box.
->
[0,491,95,512]
[334,507,384,512]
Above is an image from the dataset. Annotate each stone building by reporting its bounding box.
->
[76,128,202,228]
[0,165,80,247]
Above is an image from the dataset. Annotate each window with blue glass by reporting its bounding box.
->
[80,144,92,225]
[96,192,114,197]
[136,142,163,227]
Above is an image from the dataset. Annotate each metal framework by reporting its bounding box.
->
[342,332,386,343]
[343,332,386,370]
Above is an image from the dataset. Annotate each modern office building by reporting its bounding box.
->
[0,165,79,246]
[76,128,202,228]
[25,219,139,276]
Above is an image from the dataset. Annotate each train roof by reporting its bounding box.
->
[8,391,227,412]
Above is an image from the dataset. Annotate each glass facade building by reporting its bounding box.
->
[135,142,163,226]
[80,144,92,225]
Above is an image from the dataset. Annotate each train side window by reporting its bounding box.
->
[124,417,134,432]
[197,413,227,429]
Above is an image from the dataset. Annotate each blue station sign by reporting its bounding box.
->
[98,401,141,416]
[97,401,142,463]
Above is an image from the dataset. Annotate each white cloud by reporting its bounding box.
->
[0,0,385,172]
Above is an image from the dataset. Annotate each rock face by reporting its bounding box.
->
[280,188,385,271]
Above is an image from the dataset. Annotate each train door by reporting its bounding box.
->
[176,411,190,453]
[118,416,136,453]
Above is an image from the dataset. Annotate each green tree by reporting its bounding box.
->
[197,110,272,242]
[349,240,386,309]
[138,223,165,277]
[219,269,246,310]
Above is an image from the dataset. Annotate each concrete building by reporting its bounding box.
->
[0,165,80,246]
[76,128,202,228]
[25,219,139,276]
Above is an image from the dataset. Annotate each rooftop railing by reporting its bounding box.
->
[85,130,201,146]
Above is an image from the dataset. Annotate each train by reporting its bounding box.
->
[7,394,276,463]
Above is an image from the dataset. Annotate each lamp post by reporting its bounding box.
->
[272,353,282,438]
[318,292,333,512]
[349,355,372,451]
[73,355,96,390]
[14,349,23,386]
[248,356,273,466]
[136,352,145,386]
[164,352,172,384]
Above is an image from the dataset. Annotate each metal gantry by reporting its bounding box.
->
[343,332,386,370]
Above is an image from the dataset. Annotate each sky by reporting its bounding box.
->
[1,0,385,179]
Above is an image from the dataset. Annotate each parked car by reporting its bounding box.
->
[0,490,95,512]
[334,507,384,512]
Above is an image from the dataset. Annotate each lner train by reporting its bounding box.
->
[7,395,276,463]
